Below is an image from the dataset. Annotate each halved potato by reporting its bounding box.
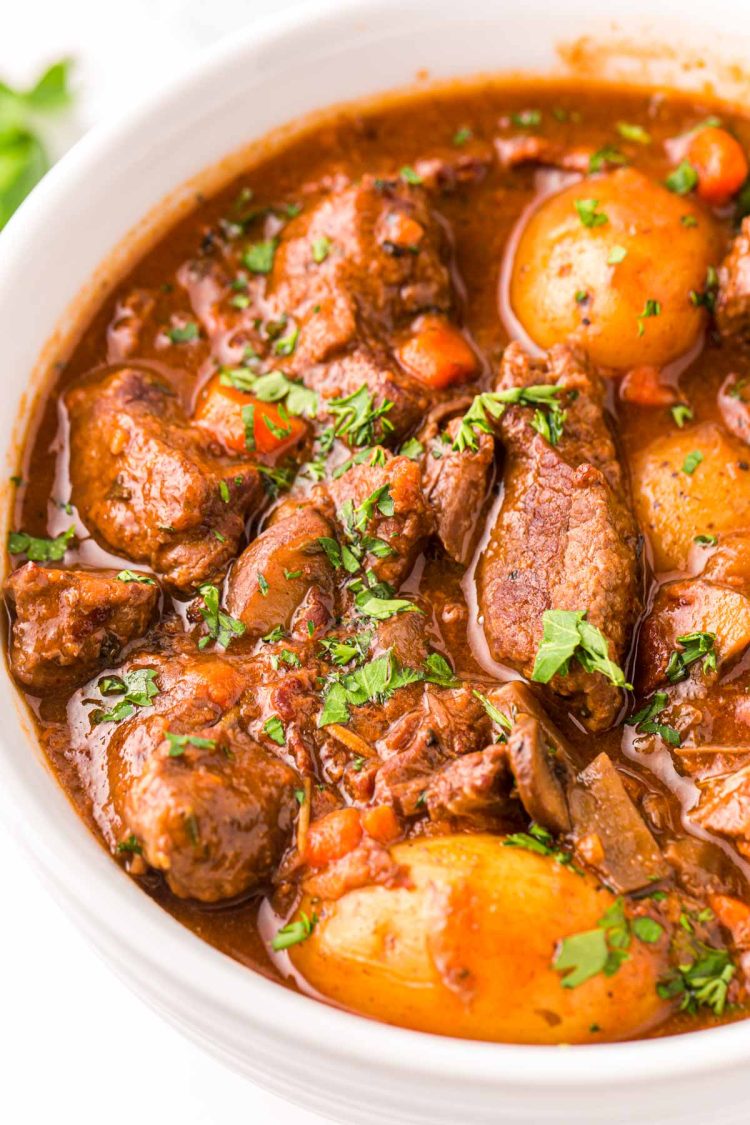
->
[631,422,750,572]
[510,168,720,370]
[289,834,670,1044]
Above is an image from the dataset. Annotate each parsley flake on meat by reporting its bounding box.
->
[9,525,75,562]
[197,583,246,649]
[531,609,631,689]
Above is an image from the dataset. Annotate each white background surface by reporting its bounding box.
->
[1,2,333,1122]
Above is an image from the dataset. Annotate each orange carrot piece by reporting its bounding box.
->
[303,807,363,867]
[686,126,749,206]
[194,374,306,456]
[619,366,678,406]
[397,315,477,389]
[361,805,402,845]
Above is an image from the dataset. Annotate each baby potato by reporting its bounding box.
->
[510,168,719,370]
[631,422,750,572]
[289,834,670,1044]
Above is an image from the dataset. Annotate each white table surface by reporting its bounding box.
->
[0,3,338,1122]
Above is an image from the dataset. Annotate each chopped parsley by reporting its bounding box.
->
[616,121,652,145]
[90,669,157,723]
[116,834,143,856]
[263,715,286,745]
[574,198,609,228]
[399,437,424,460]
[452,125,473,146]
[166,321,199,344]
[274,327,299,357]
[311,235,331,263]
[637,299,661,337]
[531,609,631,689]
[166,732,217,757]
[681,213,699,228]
[607,245,628,265]
[554,897,661,989]
[472,689,512,736]
[8,525,75,562]
[243,238,277,273]
[271,911,318,951]
[257,573,270,597]
[682,449,704,475]
[628,691,681,746]
[665,631,717,684]
[671,403,693,428]
[511,109,542,128]
[504,823,580,872]
[657,943,735,1016]
[423,652,458,687]
[399,165,422,184]
[318,649,423,727]
[452,383,566,453]
[116,569,157,585]
[242,402,256,451]
[328,384,394,447]
[666,160,699,195]
[197,583,246,649]
[588,145,627,173]
[218,480,230,504]
[694,534,718,546]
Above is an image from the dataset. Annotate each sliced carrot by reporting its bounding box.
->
[686,126,749,207]
[303,807,363,867]
[709,893,750,936]
[361,804,402,845]
[619,365,678,406]
[382,209,425,250]
[194,374,307,456]
[396,315,478,389]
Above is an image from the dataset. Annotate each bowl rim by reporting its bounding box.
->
[2,0,750,1093]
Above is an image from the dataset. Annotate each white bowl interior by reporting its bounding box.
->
[3,1,750,1122]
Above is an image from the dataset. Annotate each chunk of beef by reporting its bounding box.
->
[105,650,298,901]
[421,416,494,564]
[719,373,750,445]
[694,763,750,860]
[4,563,158,692]
[637,562,750,696]
[66,367,262,593]
[372,685,492,815]
[716,217,750,338]
[477,344,641,730]
[424,744,513,824]
[226,505,335,637]
[315,454,434,588]
[266,175,455,439]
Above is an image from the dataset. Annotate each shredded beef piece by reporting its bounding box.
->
[4,563,158,692]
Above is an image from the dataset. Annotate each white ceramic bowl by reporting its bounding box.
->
[3,2,750,1121]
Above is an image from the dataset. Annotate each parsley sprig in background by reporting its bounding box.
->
[0,58,73,230]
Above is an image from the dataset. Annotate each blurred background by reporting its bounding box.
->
[0,2,332,1122]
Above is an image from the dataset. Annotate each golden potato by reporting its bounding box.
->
[510,168,719,370]
[631,422,750,572]
[289,834,670,1044]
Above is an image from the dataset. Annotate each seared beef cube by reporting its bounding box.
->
[421,416,494,564]
[66,367,262,593]
[226,505,336,637]
[116,715,297,901]
[694,763,750,860]
[266,176,455,440]
[716,217,750,338]
[317,455,434,588]
[477,344,641,730]
[4,563,158,692]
